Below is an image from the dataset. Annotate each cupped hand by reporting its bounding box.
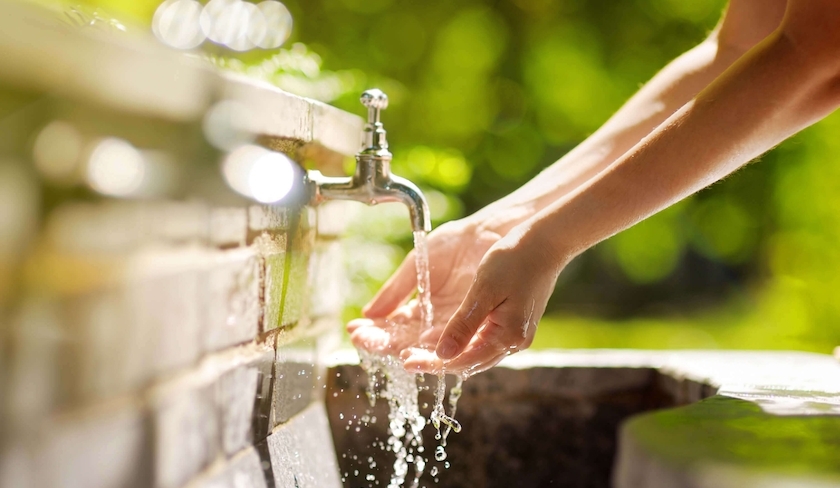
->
[347,218,503,356]
[402,226,566,376]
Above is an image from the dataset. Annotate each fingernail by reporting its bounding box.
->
[436,338,458,360]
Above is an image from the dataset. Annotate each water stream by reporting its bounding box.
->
[355,230,464,487]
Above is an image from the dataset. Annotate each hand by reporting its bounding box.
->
[402,226,565,376]
[347,219,503,356]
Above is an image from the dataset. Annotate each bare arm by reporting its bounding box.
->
[363,0,786,320]
[471,0,787,234]
[423,0,840,372]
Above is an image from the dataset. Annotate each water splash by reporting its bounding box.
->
[359,350,426,488]
[356,230,467,486]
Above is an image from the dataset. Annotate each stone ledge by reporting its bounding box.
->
[328,348,840,488]
[0,2,363,162]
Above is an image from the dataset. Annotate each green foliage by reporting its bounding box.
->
[47,0,840,352]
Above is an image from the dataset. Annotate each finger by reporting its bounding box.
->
[402,347,445,374]
[349,320,393,354]
[444,300,537,371]
[435,280,500,360]
[363,250,417,318]
[346,317,371,334]
[443,326,513,373]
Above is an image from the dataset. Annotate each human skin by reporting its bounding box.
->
[401,0,840,375]
[349,0,794,372]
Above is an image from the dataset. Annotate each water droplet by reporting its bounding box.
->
[435,446,447,462]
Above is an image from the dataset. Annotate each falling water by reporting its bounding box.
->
[359,350,426,488]
[415,230,465,466]
[357,230,465,487]
[412,231,434,332]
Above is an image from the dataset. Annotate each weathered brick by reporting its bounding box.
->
[129,261,203,376]
[62,288,148,404]
[266,402,342,488]
[271,337,317,427]
[5,297,63,426]
[191,447,267,488]
[209,207,247,248]
[216,365,259,457]
[46,202,145,253]
[151,378,219,488]
[203,248,260,353]
[248,206,289,235]
[307,240,344,320]
[261,249,287,333]
[144,202,209,244]
[248,349,276,443]
[37,401,151,488]
[279,214,315,329]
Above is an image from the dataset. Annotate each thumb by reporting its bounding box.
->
[363,251,417,318]
[435,278,500,360]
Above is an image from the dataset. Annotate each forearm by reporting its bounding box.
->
[472,30,749,234]
[525,30,840,265]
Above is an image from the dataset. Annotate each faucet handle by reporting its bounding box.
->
[361,89,388,123]
[360,89,389,153]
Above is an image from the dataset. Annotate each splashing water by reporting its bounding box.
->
[416,230,464,463]
[357,230,465,486]
[359,350,426,488]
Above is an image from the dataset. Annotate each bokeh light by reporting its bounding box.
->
[32,121,84,184]
[248,152,295,203]
[152,0,205,49]
[85,138,147,197]
[222,144,296,203]
[154,0,292,51]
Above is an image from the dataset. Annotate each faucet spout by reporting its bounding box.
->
[306,89,431,233]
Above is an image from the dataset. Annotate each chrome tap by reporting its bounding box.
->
[307,89,431,233]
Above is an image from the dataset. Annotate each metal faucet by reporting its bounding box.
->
[307,89,431,233]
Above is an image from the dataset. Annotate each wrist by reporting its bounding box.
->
[507,217,576,273]
[469,201,537,236]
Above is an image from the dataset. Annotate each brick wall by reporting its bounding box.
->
[0,199,349,488]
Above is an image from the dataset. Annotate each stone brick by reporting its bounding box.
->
[152,378,219,488]
[62,288,148,404]
[209,207,247,248]
[203,249,260,353]
[37,401,151,488]
[144,202,209,245]
[279,213,315,329]
[271,337,317,427]
[192,447,267,488]
[261,249,287,333]
[307,240,344,320]
[46,202,145,253]
[139,270,202,375]
[248,205,289,235]
[248,349,276,443]
[5,297,63,426]
[266,402,342,488]
[309,98,365,158]
[216,365,259,457]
